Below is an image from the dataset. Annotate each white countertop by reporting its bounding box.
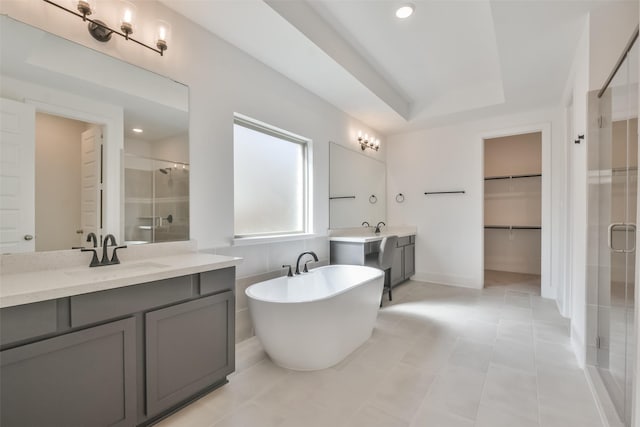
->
[0,252,241,308]
[328,226,417,243]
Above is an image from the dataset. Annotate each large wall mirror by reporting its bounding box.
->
[329,142,386,229]
[0,16,189,253]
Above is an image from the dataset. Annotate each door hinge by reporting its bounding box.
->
[598,116,604,128]
[596,336,601,349]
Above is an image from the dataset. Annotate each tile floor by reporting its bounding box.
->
[158,271,603,427]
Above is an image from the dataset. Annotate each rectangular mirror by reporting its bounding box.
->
[329,142,386,229]
[0,16,189,253]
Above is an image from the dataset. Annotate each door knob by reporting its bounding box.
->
[24,234,33,241]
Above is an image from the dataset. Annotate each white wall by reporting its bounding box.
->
[562,18,590,366]
[124,138,152,158]
[153,133,189,164]
[387,108,559,293]
[0,0,384,279]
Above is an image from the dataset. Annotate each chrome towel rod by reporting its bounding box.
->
[424,191,465,195]
[485,173,541,181]
[484,225,541,230]
[329,196,356,200]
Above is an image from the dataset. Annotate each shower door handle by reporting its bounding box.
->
[608,223,636,253]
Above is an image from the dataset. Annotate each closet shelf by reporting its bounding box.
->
[484,173,542,181]
[484,225,541,230]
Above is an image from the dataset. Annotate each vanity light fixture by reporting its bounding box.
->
[132,128,143,133]
[357,131,380,152]
[395,3,415,19]
[43,0,171,56]
[119,0,136,39]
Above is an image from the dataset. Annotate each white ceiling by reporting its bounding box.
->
[163,0,608,135]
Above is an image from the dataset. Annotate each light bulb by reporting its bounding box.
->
[120,1,137,36]
[395,4,415,19]
[156,20,171,54]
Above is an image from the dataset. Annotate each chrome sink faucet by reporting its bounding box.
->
[295,251,318,275]
[374,221,386,234]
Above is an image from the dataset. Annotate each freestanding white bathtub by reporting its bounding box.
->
[245,265,384,371]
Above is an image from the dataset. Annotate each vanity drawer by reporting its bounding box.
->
[364,241,380,255]
[70,275,194,327]
[200,267,235,296]
[0,300,58,346]
[397,236,412,247]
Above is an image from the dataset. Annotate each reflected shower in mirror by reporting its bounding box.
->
[124,155,189,244]
[329,142,386,229]
[0,16,189,252]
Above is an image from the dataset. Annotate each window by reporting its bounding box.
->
[233,115,310,238]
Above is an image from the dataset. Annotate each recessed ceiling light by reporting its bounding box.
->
[132,128,143,133]
[395,3,414,19]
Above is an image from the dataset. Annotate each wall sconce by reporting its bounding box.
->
[44,0,170,56]
[357,131,380,151]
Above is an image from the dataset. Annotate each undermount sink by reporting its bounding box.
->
[64,262,169,276]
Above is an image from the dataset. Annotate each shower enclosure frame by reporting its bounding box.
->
[586,26,639,427]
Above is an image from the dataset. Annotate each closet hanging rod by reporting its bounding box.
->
[424,190,465,195]
[484,225,541,230]
[329,196,356,200]
[598,25,638,98]
[484,173,542,181]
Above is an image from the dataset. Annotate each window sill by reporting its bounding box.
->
[232,233,322,246]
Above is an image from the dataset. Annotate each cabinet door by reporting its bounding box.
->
[404,244,415,279]
[145,291,235,417]
[1,317,136,427]
[390,246,404,286]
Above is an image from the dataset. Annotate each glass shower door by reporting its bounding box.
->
[593,37,637,426]
[124,154,190,244]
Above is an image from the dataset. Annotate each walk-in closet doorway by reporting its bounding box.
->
[482,130,546,295]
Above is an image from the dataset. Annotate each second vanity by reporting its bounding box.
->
[0,243,241,427]
[329,227,416,287]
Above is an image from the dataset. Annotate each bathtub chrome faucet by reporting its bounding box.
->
[295,251,318,275]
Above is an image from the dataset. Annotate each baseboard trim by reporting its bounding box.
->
[585,366,625,427]
[571,323,586,368]
[412,272,483,289]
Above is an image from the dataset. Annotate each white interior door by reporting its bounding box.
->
[0,98,35,253]
[80,126,101,245]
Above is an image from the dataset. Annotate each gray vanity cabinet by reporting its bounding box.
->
[0,317,136,427]
[404,243,415,278]
[391,236,416,286]
[145,291,234,417]
[331,235,416,288]
[391,247,404,285]
[0,266,236,426]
